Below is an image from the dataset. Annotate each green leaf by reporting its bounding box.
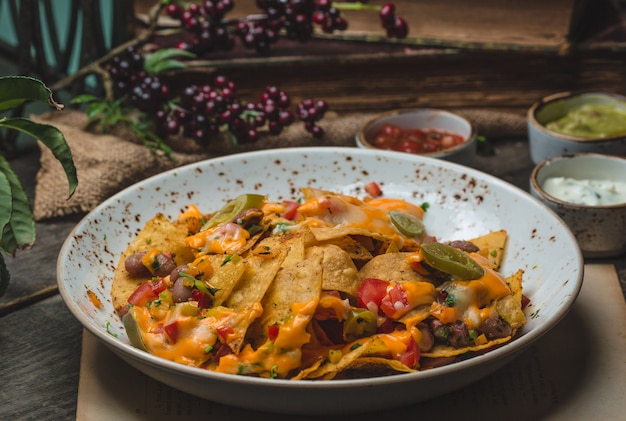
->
[151,60,188,74]
[0,155,35,254]
[0,118,78,197]
[144,48,194,74]
[71,94,101,104]
[0,169,11,234]
[0,76,63,111]
[0,253,9,297]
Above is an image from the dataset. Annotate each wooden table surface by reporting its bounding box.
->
[1,138,625,419]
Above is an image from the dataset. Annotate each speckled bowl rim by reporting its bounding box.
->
[527,91,626,142]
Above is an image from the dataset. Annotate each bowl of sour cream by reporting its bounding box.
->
[530,153,626,258]
[527,91,626,164]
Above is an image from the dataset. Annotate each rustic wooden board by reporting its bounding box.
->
[176,49,626,115]
[220,0,578,51]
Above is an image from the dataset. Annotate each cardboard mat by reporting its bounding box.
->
[77,264,625,420]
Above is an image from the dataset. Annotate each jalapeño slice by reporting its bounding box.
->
[202,193,265,230]
[123,310,148,352]
[389,210,425,238]
[343,309,378,342]
[420,242,485,280]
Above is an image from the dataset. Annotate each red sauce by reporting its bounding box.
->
[371,124,466,154]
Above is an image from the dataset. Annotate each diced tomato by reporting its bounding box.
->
[357,278,389,313]
[216,324,234,343]
[128,278,168,307]
[364,181,383,198]
[127,281,158,306]
[151,278,168,294]
[380,283,410,319]
[192,289,210,308]
[521,294,531,309]
[164,321,179,343]
[267,324,279,342]
[282,200,300,220]
[395,337,419,368]
[397,139,421,154]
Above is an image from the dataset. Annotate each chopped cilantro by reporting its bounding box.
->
[270,365,279,379]
[204,345,213,353]
[421,202,430,212]
[445,293,456,307]
[105,321,118,338]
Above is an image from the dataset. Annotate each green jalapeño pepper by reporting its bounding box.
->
[389,210,425,238]
[419,242,485,280]
[343,309,378,342]
[202,193,265,230]
[123,310,148,352]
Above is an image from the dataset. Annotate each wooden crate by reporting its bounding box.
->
[137,0,626,115]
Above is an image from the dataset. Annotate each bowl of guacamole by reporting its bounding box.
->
[528,91,626,164]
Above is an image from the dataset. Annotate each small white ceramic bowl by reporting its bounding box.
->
[530,153,626,258]
[527,91,626,164]
[356,109,477,165]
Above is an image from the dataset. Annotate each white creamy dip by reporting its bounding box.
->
[541,176,626,206]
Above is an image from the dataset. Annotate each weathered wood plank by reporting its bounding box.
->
[0,294,82,419]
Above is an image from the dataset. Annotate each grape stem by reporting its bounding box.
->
[332,2,381,12]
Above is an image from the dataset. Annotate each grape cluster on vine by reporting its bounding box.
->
[164,0,409,55]
[105,46,328,146]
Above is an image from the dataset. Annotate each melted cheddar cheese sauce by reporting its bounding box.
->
[297,194,424,239]
[430,253,511,329]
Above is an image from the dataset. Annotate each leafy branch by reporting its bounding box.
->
[0,76,77,297]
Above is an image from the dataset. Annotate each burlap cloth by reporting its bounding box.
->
[32,109,526,221]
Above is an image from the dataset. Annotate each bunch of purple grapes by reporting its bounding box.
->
[105,46,328,144]
[165,0,409,55]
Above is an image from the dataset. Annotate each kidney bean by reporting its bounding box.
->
[479,316,512,339]
[152,253,177,277]
[171,277,194,303]
[124,252,151,278]
[170,265,189,283]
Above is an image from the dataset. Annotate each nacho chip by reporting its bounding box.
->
[203,254,246,307]
[250,238,324,345]
[316,244,360,296]
[470,230,507,269]
[496,269,526,330]
[358,252,433,284]
[112,214,195,315]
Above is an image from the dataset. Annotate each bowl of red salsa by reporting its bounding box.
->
[357,108,476,164]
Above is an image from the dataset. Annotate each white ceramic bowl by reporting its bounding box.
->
[356,109,477,165]
[528,91,626,164]
[57,147,583,415]
[530,153,626,258]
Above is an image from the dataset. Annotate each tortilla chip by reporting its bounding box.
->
[315,244,360,296]
[310,226,391,243]
[298,338,378,380]
[250,240,324,345]
[496,269,526,330]
[203,254,246,307]
[421,336,512,358]
[422,269,526,359]
[112,213,195,315]
[341,357,416,378]
[470,230,507,269]
[358,252,433,284]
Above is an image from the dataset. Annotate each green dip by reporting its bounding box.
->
[545,103,626,138]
